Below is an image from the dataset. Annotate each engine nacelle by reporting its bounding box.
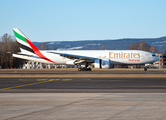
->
[94,58,112,69]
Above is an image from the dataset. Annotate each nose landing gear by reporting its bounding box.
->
[144,67,147,71]
[144,63,150,71]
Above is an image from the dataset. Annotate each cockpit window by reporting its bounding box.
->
[152,54,156,57]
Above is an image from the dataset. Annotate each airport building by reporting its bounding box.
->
[153,53,166,69]
[22,61,77,69]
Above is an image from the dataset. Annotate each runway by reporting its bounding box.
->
[0,68,166,75]
[0,69,166,78]
[0,77,166,93]
[1,69,166,120]
[1,76,166,120]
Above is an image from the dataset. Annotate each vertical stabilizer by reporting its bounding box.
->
[13,28,55,63]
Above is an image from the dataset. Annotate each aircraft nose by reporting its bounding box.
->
[156,56,160,61]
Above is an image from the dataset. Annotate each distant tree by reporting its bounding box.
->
[149,44,157,53]
[12,41,26,68]
[0,42,3,68]
[100,45,105,50]
[137,41,149,51]
[38,42,49,50]
[127,41,158,53]
[0,34,26,68]
[92,46,96,50]
[0,34,13,68]
[127,42,138,50]
[53,45,57,50]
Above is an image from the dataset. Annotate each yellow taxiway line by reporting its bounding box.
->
[0,79,52,90]
[0,78,91,90]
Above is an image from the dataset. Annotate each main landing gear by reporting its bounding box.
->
[78,67,91,71]
[78,64,91,71]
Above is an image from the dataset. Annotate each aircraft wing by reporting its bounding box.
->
[48,52,96,62]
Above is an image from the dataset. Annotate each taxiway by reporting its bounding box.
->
[0,77,166,93]
[1,69,166,120]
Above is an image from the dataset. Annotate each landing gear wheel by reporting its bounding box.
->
[82,68,86,71]
[87,68,91,71]
[78,67,91,71]
[144,67,147,71]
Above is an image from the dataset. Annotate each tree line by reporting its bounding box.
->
[92,41,158,53]
[127,41,157,53]
[0,34,25,68]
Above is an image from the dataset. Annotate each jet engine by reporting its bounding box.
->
[94,58,112,69]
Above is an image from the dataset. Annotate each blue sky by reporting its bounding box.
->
[0,0,166,42]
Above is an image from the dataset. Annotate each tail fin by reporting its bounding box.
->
[13,28,55,63]
[13,28,35,54]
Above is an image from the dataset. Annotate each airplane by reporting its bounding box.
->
[12,28,159,71]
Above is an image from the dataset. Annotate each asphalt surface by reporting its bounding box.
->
[0,69,166,74]
[1,70,166,120]
[1,93,166,120]
[0,77,166,93]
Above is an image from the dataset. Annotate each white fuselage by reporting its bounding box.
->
[13,50,159,65]
[36,50,159,65]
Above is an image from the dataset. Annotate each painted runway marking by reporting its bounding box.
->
[0,79,52,90]
[0,78,91,90]
[49,79,60,81]
[14,84,27,88]
[28,83,38,85]
[1,87,15,90]
[37,79,48,81]
[62,79,73,81]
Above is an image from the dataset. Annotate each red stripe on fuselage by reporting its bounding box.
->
[24,38,55,63]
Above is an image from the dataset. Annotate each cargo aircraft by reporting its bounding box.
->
[12,28,159,71]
